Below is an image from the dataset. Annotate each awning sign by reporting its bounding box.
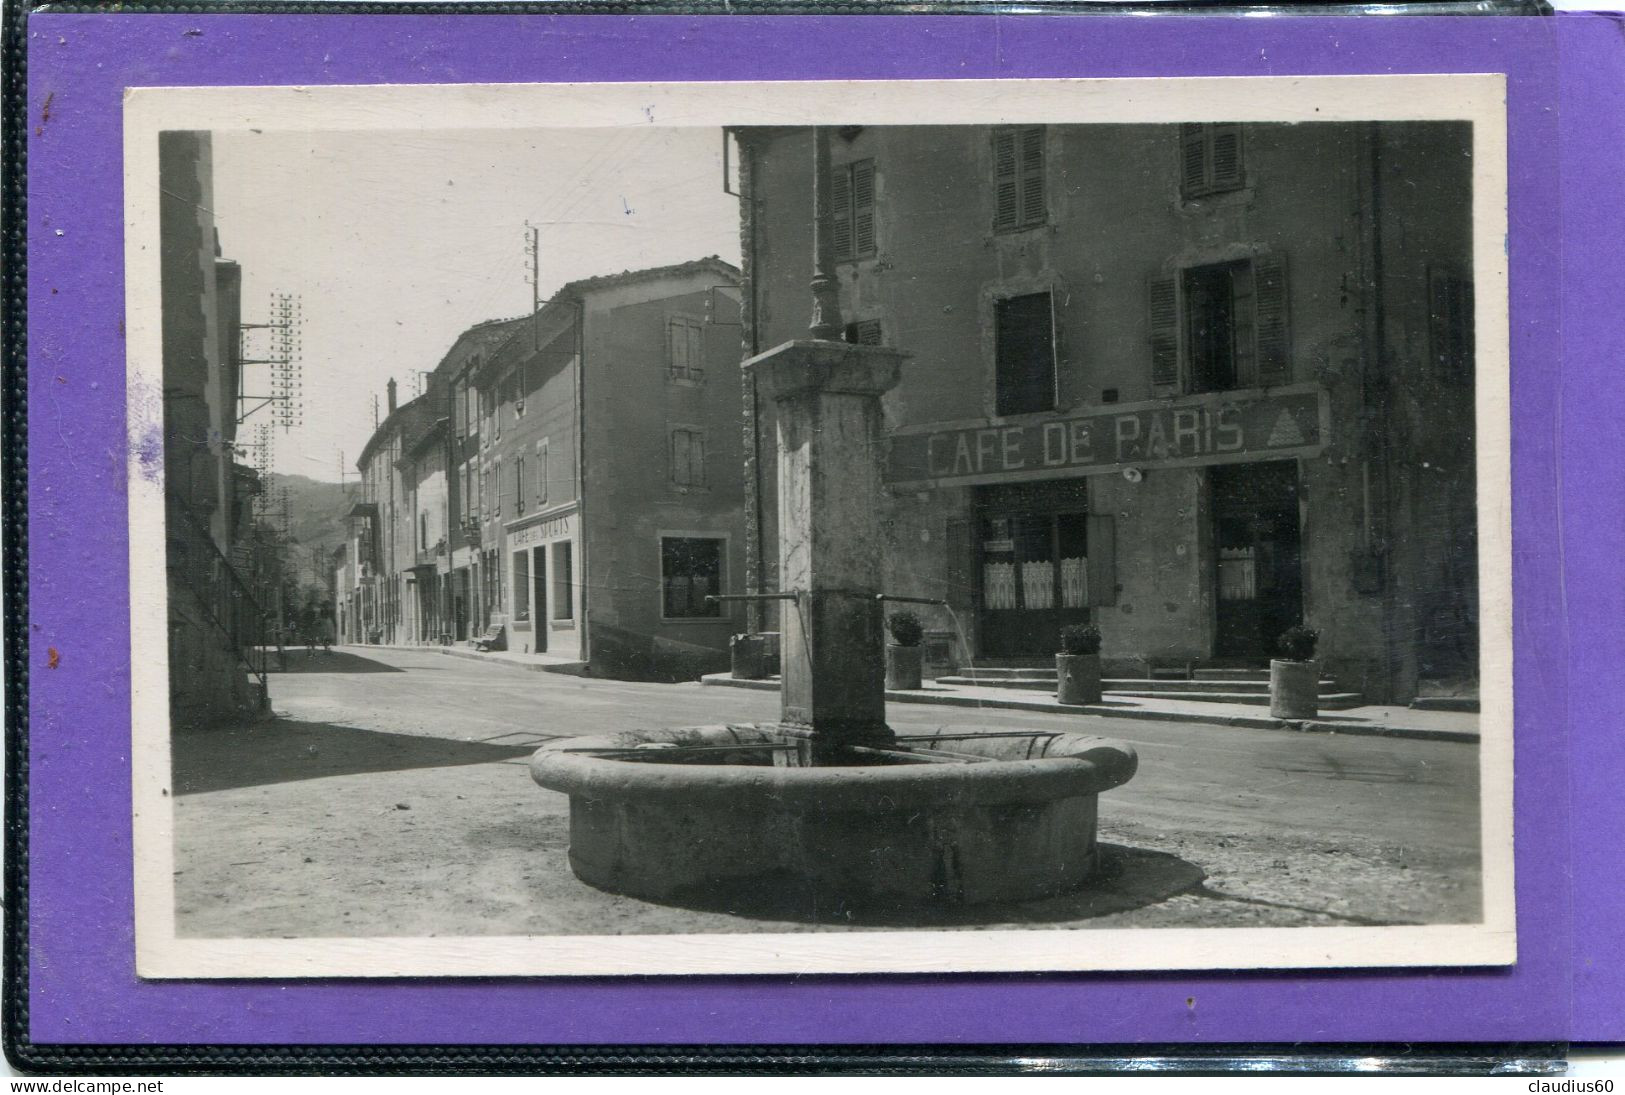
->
[887,385,1329,489]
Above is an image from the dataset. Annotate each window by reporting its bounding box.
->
[1428,267,1474,385]
[992,126,1046,233]
[493,458,502,517]
[832,158,876,262]
[661,537,723,619]
[670,428,706,489]
[419,513,427,553]
[535,440,549,507]
[844,319,883,346]
[512,549,530,621]
[551,539,574,621]
[1149,254,1289,393]
[514,456,526,516]
[668,316,706,381]
[1180,123,1245,200]
[994,292,1056,417]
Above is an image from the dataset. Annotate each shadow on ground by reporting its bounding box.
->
[262,649,406,675]
[481,841,1205,928]
[172,718,535,795]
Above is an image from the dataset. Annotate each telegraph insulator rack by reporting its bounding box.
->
[238,291,304,432]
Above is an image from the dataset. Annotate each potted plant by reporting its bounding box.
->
[885,611,925,691]
[1057,624,1103,705]
[1270,625,1321,719]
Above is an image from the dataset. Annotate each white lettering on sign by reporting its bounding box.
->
[509,512,574,550]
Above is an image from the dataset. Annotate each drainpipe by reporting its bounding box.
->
[739,134,766,635]
[1366,122,1400,705]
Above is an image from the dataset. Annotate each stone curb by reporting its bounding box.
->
[698,674,1479,745]
[347,643,588,675]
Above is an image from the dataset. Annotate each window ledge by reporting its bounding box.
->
[1178,186,1254,214]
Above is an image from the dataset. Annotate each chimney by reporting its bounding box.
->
[386,378,397,414]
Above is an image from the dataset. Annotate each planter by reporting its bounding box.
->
[1056,653,1103,705]
[885,644,924,690]
[1269,658,1320,719]
[730,634,770,680]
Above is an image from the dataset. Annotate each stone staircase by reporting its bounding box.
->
[935,664,1366,710]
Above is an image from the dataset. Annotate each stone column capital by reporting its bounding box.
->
[743,340,909,404]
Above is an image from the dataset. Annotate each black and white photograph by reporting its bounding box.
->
[126,76,1513,977]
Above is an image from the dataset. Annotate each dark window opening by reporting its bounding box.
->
[844,319,883,346]
[1184,260,1255,393]
[1429,267,1475,385]
[661,537,724,619]
[994,291,1056,417]
[512,549,530,622]
[552,540,573,621]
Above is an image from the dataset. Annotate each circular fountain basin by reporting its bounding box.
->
[530,725,1137,910]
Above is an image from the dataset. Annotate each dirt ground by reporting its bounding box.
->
[170,651,1481,937]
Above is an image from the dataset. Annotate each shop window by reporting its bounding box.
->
[994,291,1057,417]
[832,158,876,262]
[1180,123,1246,200]
[992,126,1046,233]
[1149,254,1289,392]
[551,540,574,621]
[670,427,707,490]
[1428,266,1474,385]
[668,316,706,382]
[661,537,724,619]
[512,549,530,622]
[844,319,883,346]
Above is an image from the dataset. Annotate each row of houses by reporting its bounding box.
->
[342,120,1478,704]
[334,258,747,680]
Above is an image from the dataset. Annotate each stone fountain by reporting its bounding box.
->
[529,128,1138,914]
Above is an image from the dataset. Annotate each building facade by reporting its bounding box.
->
[737,123,1478,704]
[160,131,266,729]
[350,258,746,680]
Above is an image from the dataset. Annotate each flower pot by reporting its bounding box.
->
[730,633,770,680]
[886,644,924,690]
[1056,653,1103,705]
[1269,658,1320,719]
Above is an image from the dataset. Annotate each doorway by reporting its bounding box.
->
[974,480,1093,659]
[1211,461,1303,659]
[531,546,548,653]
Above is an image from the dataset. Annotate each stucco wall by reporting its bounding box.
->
[744,122,1474,700]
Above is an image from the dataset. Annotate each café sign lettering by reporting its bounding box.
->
[887,385,1329,489]
[508,508,575,549]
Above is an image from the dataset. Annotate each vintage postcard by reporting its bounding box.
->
[126,74,1511,978]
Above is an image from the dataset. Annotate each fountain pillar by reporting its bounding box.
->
[744,338,909,764]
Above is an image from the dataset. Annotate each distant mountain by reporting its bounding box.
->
[261,473,359,590]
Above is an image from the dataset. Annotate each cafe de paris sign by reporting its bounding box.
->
[885,384,1330,490]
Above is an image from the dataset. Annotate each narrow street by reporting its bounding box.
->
[171,646,1482,938]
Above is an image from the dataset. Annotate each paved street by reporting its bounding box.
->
[171,645,1482,938]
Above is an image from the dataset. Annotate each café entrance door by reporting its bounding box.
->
[1211,461,1304,658]
[974,480,1112,659]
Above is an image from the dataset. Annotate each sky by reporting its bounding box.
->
[210,127,742,481]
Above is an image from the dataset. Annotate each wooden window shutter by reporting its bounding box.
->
[831,165,854,261]
[852,159,876,257]
[992,128,1019,232]
[1085,513,1117,607]
[687,321,705,375]
[1019,127,1045,227]
[1148,275,1180,388]
[1180,123,1208,196]
[1209,124,1244,191]
[1253,253,1291,386]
